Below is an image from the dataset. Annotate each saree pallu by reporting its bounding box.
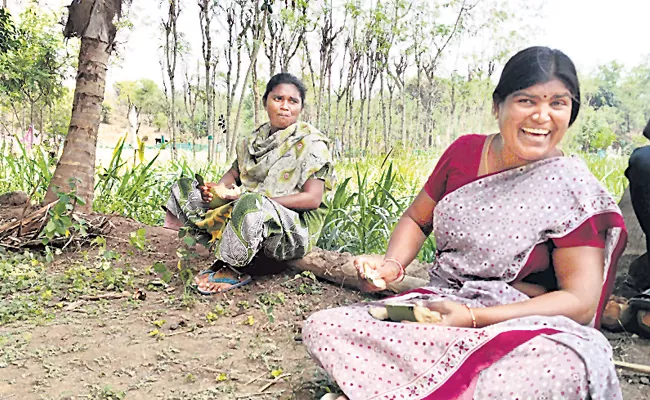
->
[303,157,627,400]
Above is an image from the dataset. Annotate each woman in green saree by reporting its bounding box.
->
[164,73,335,294]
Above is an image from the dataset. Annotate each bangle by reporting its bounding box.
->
[384,258,405,283]
[464,304,477,328]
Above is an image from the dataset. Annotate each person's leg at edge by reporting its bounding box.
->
[624,145,650,293]
[163,210,184,231]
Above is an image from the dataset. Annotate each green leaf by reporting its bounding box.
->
[152,262,167,274]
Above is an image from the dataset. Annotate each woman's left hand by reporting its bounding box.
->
[421,301,474,328]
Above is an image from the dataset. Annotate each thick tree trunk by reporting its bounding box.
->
[45,37,108,211]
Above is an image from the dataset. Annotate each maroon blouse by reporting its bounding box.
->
[423,134,609,286]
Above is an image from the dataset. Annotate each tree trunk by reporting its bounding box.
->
[326,52,333,135]
[228,1,266,160]
[45,37,109,211]
[170,83,177,159]
[252,58,260,127]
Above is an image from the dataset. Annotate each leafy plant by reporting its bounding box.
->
[41,178,88,245]
[129,228,147,251]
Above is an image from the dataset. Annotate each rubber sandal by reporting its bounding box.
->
[629,288,650,311]
[195,266,251,295]
[190,269,214,288]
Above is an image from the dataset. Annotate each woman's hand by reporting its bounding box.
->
[200,182,241,203]
[353,255,402,292]
[200,182,218,203]
[422,301,474,328]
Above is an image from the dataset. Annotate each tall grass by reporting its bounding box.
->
[93,136,228,225]
[0,141,630,261]
[319,155,438,261]
[576,153,628,201]
[0,138,53,201]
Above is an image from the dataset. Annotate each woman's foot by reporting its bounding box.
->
[194,264,252,295]
[163,210,184,231]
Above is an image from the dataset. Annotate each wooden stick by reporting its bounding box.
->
[614,360,650,375]
[235,391,284,399]
[79,292,130,301]
[259,373,291,393]
[166,328,194,337]
[244,371,267,386]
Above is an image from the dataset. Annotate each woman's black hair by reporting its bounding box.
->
[493,46,581,126]
[262,72,307,108]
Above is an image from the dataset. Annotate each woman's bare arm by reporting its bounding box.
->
[216,167,239,187]
[510,281,548,298]
[271,179,325,211]
[472,246,605,326]
[382,189,436,273]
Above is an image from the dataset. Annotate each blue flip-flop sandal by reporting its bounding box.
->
[195,266,252,295]
[190,269,214,290]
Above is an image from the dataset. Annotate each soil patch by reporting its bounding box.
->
[0,206,649,399]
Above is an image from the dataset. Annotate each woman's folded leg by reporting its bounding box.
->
[217,193,311,266]
[304,305,595,400]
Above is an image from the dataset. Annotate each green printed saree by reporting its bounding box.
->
[166,121,334,267]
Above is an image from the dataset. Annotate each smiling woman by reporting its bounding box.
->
[163,73,335,295]
[304,47,628,400]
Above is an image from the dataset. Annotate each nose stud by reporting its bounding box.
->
[532,113,540,120]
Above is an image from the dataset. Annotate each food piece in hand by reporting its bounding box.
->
[385,303,443,323]
[368,307,389,321]
[413,306,443,323]
[361,263,387,289]
[208,185,241,208]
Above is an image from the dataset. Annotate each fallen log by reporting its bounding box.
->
[286,248,429,293]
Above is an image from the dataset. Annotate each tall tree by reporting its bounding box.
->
[114,79,166,125]
[0,8,68,131]
[161,0,182,160]
[221,0,251,158]
[227,0,269,159]
[0,7,17,53]
[315,0,344,128]
[45,0,126,210]
[198,0,217,162]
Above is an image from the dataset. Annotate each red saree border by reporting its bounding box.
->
[424,328,561,400]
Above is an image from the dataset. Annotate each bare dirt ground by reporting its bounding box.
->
[1,207,649,400]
